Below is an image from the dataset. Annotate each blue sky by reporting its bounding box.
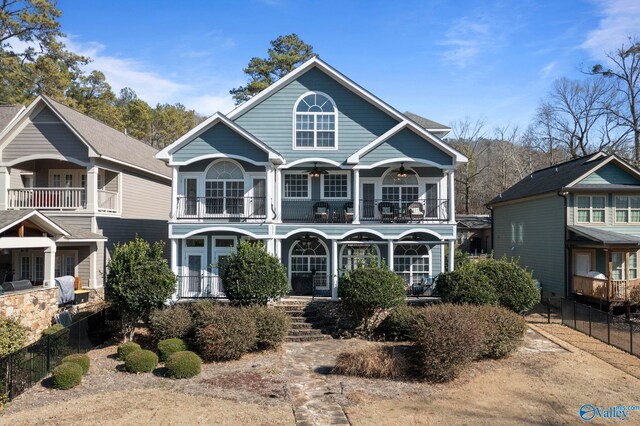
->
[58,0,640,131]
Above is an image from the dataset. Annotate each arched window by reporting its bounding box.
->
[340,244,380,272]
[290,238,329,292]
[294,92,337,149]
[382,168,419,210]
[393,243,430,285]
[205,160,244,216]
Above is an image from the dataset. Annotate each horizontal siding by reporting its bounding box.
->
[121,171,170,220]
[493,195,566,295]
[579,163,640,185]
[97,217,169,259]
[44,214,92,231]
[234,67,400,163]
[173,122,269,164]
[359,128,453,166]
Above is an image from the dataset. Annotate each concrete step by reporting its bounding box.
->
[285,334,332,343]
[289,321,315,329]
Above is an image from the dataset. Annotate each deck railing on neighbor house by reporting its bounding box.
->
[572,275,640,302]
[176,275,225,299]
[97,189,119,213]
[7,188,86,210]
[175,196,267,220]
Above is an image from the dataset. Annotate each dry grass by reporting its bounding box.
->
[333,345,409,379]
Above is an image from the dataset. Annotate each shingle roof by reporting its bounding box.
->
[403,112,450,131]
[0,210,105,240]
[42,96,170,178]
[0,105,23,132]
[487,153,611,206]
[54,217,106,240]
[457,214,491,229]
[568,225,640,245]
[0,210,35,230]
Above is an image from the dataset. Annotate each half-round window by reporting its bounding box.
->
[206,160,244,180]
[294,92,337,149]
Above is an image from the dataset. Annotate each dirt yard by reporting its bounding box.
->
[1,327,640,425]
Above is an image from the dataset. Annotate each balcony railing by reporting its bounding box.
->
[97,189,118,213]
[280,198,449,223]
[572,274,640,301]
[8,188,86,210]
[175,196,267,220]
[176,275,225,299]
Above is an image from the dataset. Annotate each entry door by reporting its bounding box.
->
[183,178,198,216]
[185,254,203,297]
[252,178,266,217]
[575,253,591,276]
[362,183,375,220]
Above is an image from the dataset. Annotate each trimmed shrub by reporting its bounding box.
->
[338,264,407,334]
[117,342,141,360]
[189,300,221,326]
[246,306,290,351]
[166,351,202,379]
[436,265,499,306]
[149,305,193,341]
[124,349,158,373]
[219,241,288,305]
[374,305,417,341]
[476,257,539,313]
[157,338,187,362]
[413,304,484,382]
[631,286,640,306]
[0,317,26,357]
[194,305,257,362]
[42,323,65,336]
[477,305,527,359]
[333,346,408,379]
[52,362,83,390]
[61,354,90,374]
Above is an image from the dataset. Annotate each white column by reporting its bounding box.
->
[274,168,282,223]
[0,167,9,210]
[266,238,276,255]
[171,166,178,219]
[353,169,360,224]
[86,164,99,213]
[44,246,56,288]
[89,242,97,288]
[275,239,282,260]
[266,166,274,222]
[331,239,339,300]
[447,170,455,223]
[387,240,394,271]
[170,239,178,273]
[448,240,455,272]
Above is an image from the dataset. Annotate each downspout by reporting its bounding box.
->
[486,204,494,257]
[557,189,569,300]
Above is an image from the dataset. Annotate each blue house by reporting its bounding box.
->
[156,57,467,300]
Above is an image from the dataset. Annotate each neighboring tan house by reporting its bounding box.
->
[488,152,640,307]
[456,214,491,255]
[0,95,171,295]
[156,56,467,300]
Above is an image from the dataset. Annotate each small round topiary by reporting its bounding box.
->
[42,323,66,336]
[117,342,141,360]
[166,351,202,379]
[157,338,187,362]
[124,349,158,373]
[61,354,91,374]
[52,362,83,390]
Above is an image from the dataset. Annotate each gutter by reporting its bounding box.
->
[557,190,569,299]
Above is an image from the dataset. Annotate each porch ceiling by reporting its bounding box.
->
[568,225,640,246]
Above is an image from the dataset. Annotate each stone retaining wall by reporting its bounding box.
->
[0,287,59,343]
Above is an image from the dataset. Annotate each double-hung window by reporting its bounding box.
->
[576,195,605,223]
[294,92,337,149]
[615,195,640,223]
[322,173,349,199]
[284,174,309,199]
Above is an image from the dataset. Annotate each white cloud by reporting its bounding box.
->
[540,62,557,79]
[439,16,492,67]
[582,0,640,58]
[182,94,237,116]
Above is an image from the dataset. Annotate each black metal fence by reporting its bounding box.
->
[561,298,640,357]
[0,308,119,402]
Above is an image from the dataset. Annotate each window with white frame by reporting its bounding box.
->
[322,173,349,199]
[615,195,640,223]
[205,161,245,215]
[340,244,380,271]
[284,174,309,199]
[382,172,419,209]
[630,252,638,280]
[576,195,606,223]
[294,92,337,149]
[393,244,430,285]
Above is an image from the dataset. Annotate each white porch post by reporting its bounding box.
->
[88,242,97,289]
[387,240,394,271]
[171,167,178,219]
[44,246,56,288]
[331,239,339,300]
[353,169,360,224]
[274,168,282,223]
[170,239,178,273]
[275,238,282,260]
[0,167,9,210]
[86,163,99,213]
[266,166,274,222]
[448,240,455,272]
[447,170,455,223]
[266,238,276,255]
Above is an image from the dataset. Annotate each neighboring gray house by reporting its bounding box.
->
[488,152,640,307]
[0,95,171,293]
[456,214,491,254]
[156,56,467,301]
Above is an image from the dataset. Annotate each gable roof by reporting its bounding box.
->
[0,96,170,179]
[0,105,24,132]
[457,214,491,230]
[155,112,284,164]
[487,152,640,206]
[0,210,69,236]
[403,112,450,133]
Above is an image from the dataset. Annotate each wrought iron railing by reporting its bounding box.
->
[175,196,267,220]
[176,275,225,299]
[8,188,86,210]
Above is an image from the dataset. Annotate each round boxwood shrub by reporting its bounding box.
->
[166,351,202,379]
[0,317,26,357]
[149,305,193,341]
[219,241,288,305]
[413,304,484,383]
[117,342,141,360]
[61,354,90,374]
[436,264,499,306]
[476,257,540,313]
[246,306,290,351]
[477,305,527,359]
[124,349,158,373]
[374,305,417,341]
[338,264,407,334]
[157,338,187,362]
[52,362,83,390]
[194,305,257,362]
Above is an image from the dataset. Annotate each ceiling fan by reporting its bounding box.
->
[391,162,416,179]
[306,162,328,178]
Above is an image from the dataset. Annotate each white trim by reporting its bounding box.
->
[178,227,265,240]
[320,171,351,200]
[282,172,312,200]
[2,154,91,168]
[612,194,640,225]
[0,237,56,250]
[397,228,445,240]
[288,236,330,290]
[292,91,339,151]
[354,157,455,170]
[280,158,343,169]
[392,242,433,282]
[282,228,332,240]
[574,194,607,225]
[566,154,640,187]
[169,153,271,167]
[0,210,70,236]
[339,243,381,270]
[338,228,386,240]
[98,155,171,181]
